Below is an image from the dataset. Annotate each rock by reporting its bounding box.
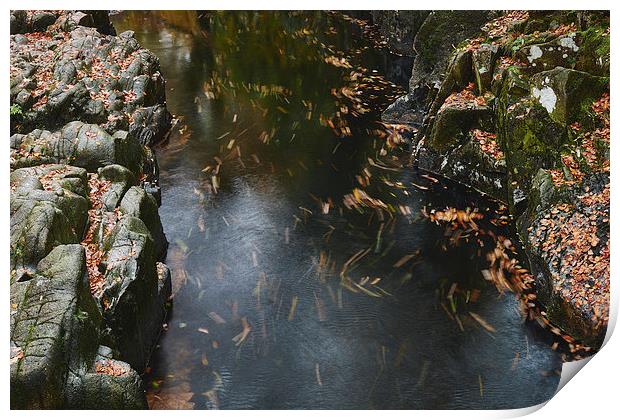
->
[472,44,500,94]
[370,11,430,57]
[381,92,426,125]
[10,11,28,34]
[515,32,581,74]
[65,347,147,409]
[10,26,171,142]
[129,104,173,146]
[119,186,168,261]
[31,12,57,32]
[521,174,609,347]
[10,10,116,36]
[10,245,101,409]
[11,164,89,197]
[9,9,172,408]
[428,103,493,152]
[434,133,506,198]
[530,67,608,127]
[10,122,146,176]
[100,217,169,372]
[409,11,497,97]
[384,11,496,127]
[387,10,610,348]
[10,187,88,270]
[98,164,137,211]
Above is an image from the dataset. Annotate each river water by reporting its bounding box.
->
[111,11,561,409]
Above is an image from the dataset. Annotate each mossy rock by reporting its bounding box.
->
[530,67,608,128]
[119,186,168,261]
[100,216,166,372]
[98,164,137,211]
[435,135,506,198]
[10,244,101,409]
[10,122,146,176]
[574,25,610,77]
[428,104,494,153]
[515,33,581,74]
[65,347,147,409]
[472,44,500,94]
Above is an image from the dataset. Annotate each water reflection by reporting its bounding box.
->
[111,11,561,409]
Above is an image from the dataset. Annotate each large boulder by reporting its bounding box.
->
[65,346,147,409]
[382,11,497,125]
[530,67,608,127]
[521,173,609,348]
[119,186,168,261]
[99,217,170,372]
[10,172,89,270]
[10,122,146,175]
[10,245,101,409]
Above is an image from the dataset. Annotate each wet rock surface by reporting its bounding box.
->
[10,10,171,409]
[383,11,610,349]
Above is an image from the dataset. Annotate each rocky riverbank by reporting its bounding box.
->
[373,11,610,349]
[10,10,172,408]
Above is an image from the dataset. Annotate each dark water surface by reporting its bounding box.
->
[111,11,561,409]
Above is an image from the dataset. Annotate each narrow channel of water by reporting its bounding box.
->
[112,11,561,409]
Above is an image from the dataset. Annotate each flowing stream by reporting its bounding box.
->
[112,11,561,409]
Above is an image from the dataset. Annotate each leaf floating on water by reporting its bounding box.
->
[511,352,520,370]
[393,252,418,268]
[469,312,497,333]
[201,352,209,366]
[288,296,299,321]
[315,363,323,386]
[314,291,327,321]
[410,181,429,191]
[202,389,220,410]
[208,312,226,324]
[232,317,251,346]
